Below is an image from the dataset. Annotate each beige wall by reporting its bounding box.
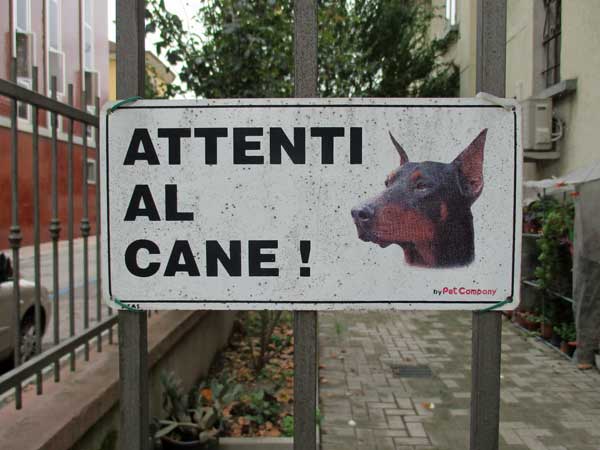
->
[542,1,600,178]
[109,55,116,100]
[505,0,535,101]
[431,0,477,97]
[436,0,600,179]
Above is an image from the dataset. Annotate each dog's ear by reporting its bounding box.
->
[453,129,487,201]
[389,132,409,165]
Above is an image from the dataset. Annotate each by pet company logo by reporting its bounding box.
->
[433,287,498,296]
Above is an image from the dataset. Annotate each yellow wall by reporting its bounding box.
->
[505,0,535,101]
[430,0,476,97]
[543,1,600,178]
[109,56,116,101]
[436,0,600,179]
[108,50,174,100]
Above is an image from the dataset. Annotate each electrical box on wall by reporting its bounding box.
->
[521,98,553,151]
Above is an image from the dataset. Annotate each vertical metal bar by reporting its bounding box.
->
[293,1,318,449]
[67,84,76,371]
[49,76,61,382]
[95,95,102,352]
[32,67,43,395]
[81,89,91,362]
[117,1,149,449]
[470,1,506,449]
[9,57,23,409]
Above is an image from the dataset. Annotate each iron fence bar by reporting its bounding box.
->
[81,90,91,362]
[95,95,103,353]
[49,76,61,382]
[470,1,506,449]
[0,78,98,126]
[31,67,43,395]
[293,1,318,449]
[0,316,118,396]
[67,84,76,371]
[9,57,23,410]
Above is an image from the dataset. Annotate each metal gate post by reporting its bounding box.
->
[116,1,149,449]
[470,1,507,449]
[293,1,318,449]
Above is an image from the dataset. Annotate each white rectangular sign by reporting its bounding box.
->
[101,98,522,310]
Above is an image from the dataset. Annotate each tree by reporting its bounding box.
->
[145,0,458,98]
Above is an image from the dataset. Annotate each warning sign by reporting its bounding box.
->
[101,98,521,310]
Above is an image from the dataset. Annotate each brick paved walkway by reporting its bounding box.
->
[318,311,600,450]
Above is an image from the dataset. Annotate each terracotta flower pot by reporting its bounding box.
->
[560,341,568,353]
[520,314,537,331]
[540,322,553,340]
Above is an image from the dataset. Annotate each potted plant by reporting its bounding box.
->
[153,372,241,449]
[523,197,557,234]
[555,322,577,357]
[515,311,538,331]
[534,201,574,296]
[539,319,553,340]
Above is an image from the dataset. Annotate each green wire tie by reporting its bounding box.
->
[480,298,512,312]
[113,297,139,312]
[108,96,143,114]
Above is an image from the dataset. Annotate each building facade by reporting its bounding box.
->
[432,0,600,181]
[0,0,109,246]
[108,41,175,100]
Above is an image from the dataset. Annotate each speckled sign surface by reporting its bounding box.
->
[101,98,522,310]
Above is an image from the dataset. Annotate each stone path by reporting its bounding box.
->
[318,311,600,450]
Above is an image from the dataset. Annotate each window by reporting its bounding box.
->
[84,70,98,106]
[445,0,457,27]
[17,78,31,120]
[14,0,33,121]
[86,158,97,184]
[542,0,561,87]
[48,0,65,95]
[86,104,97,144]
[15,0,29,32]
[83,0,94,70]
[15,31,33,79]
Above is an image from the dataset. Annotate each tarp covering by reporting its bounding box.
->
[573,179,600,364]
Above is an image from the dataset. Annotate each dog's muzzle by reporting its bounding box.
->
[351,204,375,241]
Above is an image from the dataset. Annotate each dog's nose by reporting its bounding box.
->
[351,204,375,222]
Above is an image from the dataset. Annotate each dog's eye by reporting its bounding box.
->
[415,182,429,191]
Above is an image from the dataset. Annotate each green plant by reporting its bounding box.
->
[281,415,294,437]
[146,0,459,99]
[244,311,284,373]
[316,408,324,427]
[523,196,559,233]
[154,372,241,446]
[534,200,574,294]
[334,320,347,338]
[241,388,281,425]
[553,322,576,343]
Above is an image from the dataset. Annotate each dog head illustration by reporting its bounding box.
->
[351,129,487,268]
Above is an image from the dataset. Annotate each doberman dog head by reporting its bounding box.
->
[351,129,487,268]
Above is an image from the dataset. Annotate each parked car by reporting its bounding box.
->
[0,253,50,365]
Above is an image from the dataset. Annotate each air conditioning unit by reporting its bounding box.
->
[16,31,34,79]
[520,97,559,160]
[84,70,99,106]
